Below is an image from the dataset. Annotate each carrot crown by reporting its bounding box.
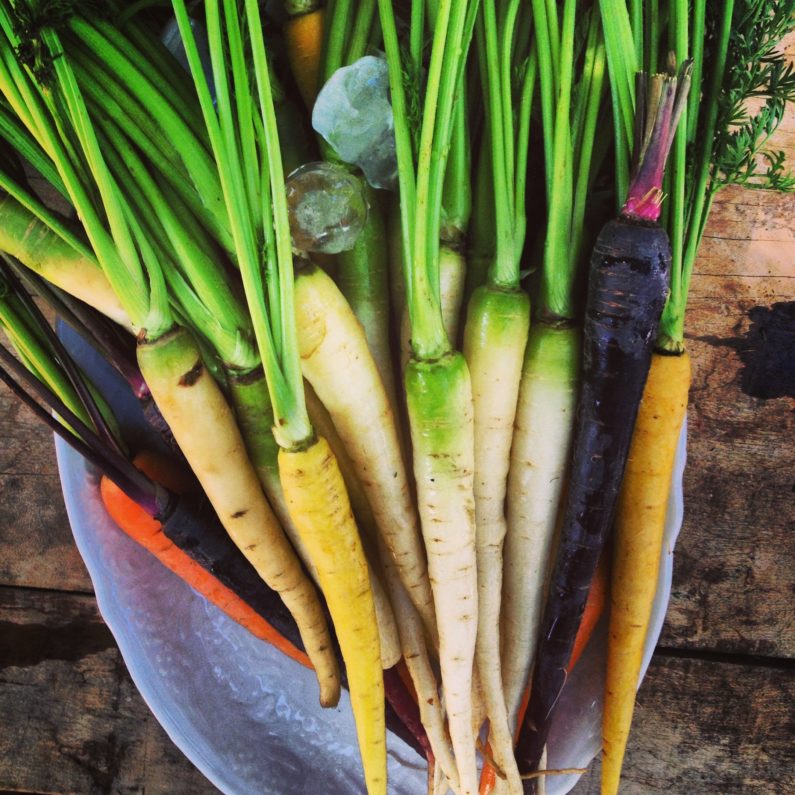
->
[622,59,692,223]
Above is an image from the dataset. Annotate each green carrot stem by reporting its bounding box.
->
[667,0,688,320]
[223,0,261,225]
[346,0,376,63]
[32,24,157,330]
[97,117,255,368]
[441,88,471,245]
[570,26,606,273]
[415,0,479,358]
[410,0,424,70]
[570,9,598,164]
[376,0,416,317]
[69,51,188,178]
[658,0,734,351]
[245,0,306,414]
[539,0,576,319]
[67,53,230,250]
[121,14,200,103]
[1,263,123,452]
[64,22,231,254]
[0,101,66,196]
[598,0,637,204]
[544,0,561,80]
[530,0,556,203]
[646,0,660,74]
[413,0,459,322]
[321,0,352,82]
[630,0,642,59]
[479,0,514,285]
[69,18,208,145]
[0,170,89,259]
[466,129,495,301]
[334,186,397,407]
[0,292,92,431]
[499,0,521,190]
[513,48,538,263]
[685,0,706,145]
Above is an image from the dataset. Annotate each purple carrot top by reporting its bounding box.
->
[622,60,692,223]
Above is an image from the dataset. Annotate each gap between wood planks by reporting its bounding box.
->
[654,645,795,671]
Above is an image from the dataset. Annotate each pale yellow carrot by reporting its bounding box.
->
[0,193,132,330]
[464,284,530,795]
[136,327,340,707]
[294,263,438,644]
[502,324,580,733]
[377,535,460,794]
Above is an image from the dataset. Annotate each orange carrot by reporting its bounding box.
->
[567,551,609,673]
[100,452,310,668]
[478,748,498,794]
[283,2,325,109]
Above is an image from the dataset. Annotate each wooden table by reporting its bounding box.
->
[2,72,795,795]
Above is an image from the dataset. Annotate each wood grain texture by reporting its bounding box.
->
[0,588,220,795]
[571,654,795,795]
[658,219,795,658]
[0,397,92,593]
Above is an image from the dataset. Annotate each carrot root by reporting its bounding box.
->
[279,436,386,795]
[136,327,340,707]
[602,350,690,795]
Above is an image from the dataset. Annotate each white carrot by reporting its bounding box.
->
[501,325,579,731]
[463,284,530,794]
[294,263,438,644]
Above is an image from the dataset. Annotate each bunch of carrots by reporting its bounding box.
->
[0,1,793,794]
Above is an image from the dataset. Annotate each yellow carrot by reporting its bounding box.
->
[137,327,340,708]
[304,380,402,669]
[279,435,386,795]
[602,350,690,795]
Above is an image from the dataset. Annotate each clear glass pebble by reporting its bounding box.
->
[286,162,368,254]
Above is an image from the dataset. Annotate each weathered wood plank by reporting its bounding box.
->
[0,588,219,795]
[571,653,795,794]
[653,56,795,656]
[0,380,91,593]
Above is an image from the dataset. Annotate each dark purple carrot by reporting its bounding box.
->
[515,63,691,788]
